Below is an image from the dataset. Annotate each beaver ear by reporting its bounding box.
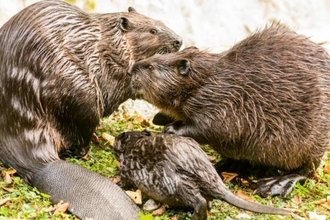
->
[119,17,130,31]
[177,59,190,76]
[128,7,137,12]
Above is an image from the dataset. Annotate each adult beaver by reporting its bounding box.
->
[113,130,291,220]
[129,24,330,198]
[0,0,182,219]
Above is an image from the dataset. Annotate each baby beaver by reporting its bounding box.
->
[113,130,291,220]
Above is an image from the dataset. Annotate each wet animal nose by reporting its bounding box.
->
[172,38,182,50]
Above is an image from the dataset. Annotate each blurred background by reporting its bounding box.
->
[1,0,330,117]
[1,0,330,51]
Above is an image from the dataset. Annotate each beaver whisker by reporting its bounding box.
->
[155,46,169,55]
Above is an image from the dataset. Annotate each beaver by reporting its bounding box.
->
[113,130,291,220]
[129,24,330,198]
[0,0,182,219]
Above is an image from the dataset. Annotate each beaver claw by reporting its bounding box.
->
[249,174,307,198]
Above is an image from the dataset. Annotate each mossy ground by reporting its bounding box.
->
[0,112,330,219]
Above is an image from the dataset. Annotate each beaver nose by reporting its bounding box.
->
[172,38,182,50]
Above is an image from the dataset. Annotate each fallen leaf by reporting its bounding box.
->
[116,160,121,170]
[221,172,239,183]
[311,196,330,210]
[4,172,12,184]
[319,196,330,210]
[0,197,10,206]
[207,155,217,163]
[236,190,253,201]
[91,133,99,144]
[291,196,302,206]
[310,198,326,205]
[143,199,160,211]
[235,213,252,219]
[1,186,13,192]
[320,203,330,210]
[54,200,69,215]
[169,216,178,220]
[102,133,115,146]
[6,169,16,175]
[308,211,327,220]
[134,115,144,123]
[323,164,330,174]
[109,176,120,184]
[126,189,142,204]
[82,153,89,161]
[152,205,166,216]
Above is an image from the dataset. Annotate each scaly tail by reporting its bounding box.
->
[32,160,140,220]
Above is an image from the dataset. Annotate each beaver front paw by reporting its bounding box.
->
[162,121,184,134]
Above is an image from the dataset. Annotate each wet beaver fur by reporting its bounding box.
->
[129,24,330,198]
[114,130,291,220]
[0,0,182,219]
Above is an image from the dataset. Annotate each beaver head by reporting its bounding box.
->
[121,7,182,61]
[129,46,208,120]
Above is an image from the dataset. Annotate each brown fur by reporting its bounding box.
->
[130,24,330,177]
[0,0,181,180]
[114,131,291,220]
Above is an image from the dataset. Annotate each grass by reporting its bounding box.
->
[0,111,330,219]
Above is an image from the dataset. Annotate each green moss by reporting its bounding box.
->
[0,113,330,219]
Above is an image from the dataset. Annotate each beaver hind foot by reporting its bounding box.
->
[249,174,307,198]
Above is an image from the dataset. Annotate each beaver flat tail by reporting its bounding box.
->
[31,160,139,220]
[220,189,291,215]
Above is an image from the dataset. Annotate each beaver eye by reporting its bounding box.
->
[150,29,158,34]
[148,65,154,70]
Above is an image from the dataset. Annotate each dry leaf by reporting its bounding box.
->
[116,160,121,170]
[0,197,10,206]
[221,172,239,183]
[207,155,217,163]
[308,211,327,220]
[1,186,14,192]
[236,190,253,201]
[4,172,12,185]
[6,169,16,175]
[311,196,330,210]
[109,176,120,184]
[310,198,326,205]
[320,203,330,210]
[152,205,166,216]
[126,189,142,205]
[291,196,302,206]
[169,216,178,220]
[235,213,252,219]
[134,115,150,127]
[54,200,69,215]
[91,133,100,144]
[102,133,115,146]
[323,165,330,174]
[143,199,160,211]
[319,196,330,210]
[134,115,144,123]
[82,153,89,161]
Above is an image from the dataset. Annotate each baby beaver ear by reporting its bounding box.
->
[177,59,190,76]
